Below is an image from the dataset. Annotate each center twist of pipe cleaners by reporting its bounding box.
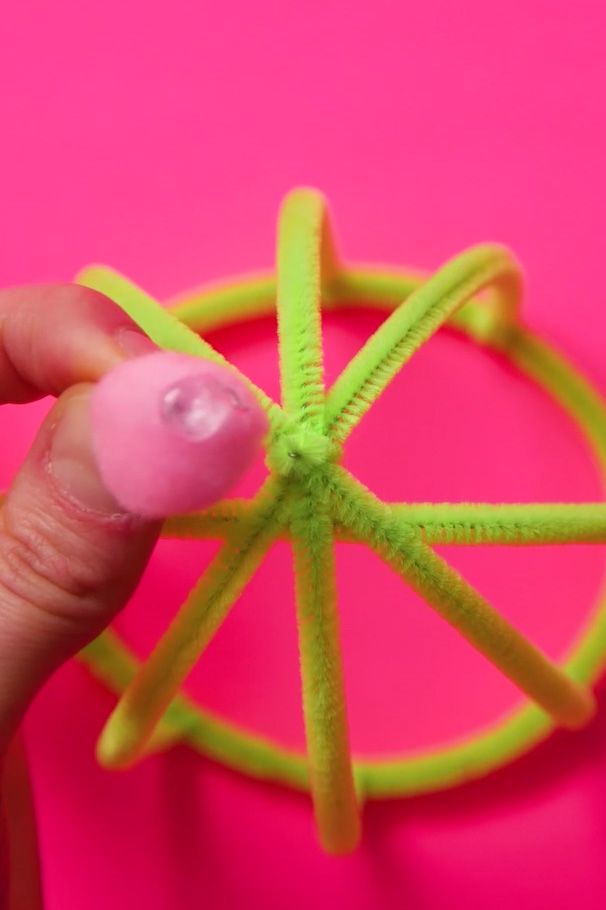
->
[265,420,342,478]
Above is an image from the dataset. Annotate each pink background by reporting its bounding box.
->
[2,1,606,907]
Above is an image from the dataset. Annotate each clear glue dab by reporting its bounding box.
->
[160,373,251,441]
[90,351,268,517]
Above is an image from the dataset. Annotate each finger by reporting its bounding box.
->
[0,283,155,404]
[1,731,43,909]
[0,385,161,749]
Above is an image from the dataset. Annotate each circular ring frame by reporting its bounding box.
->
[80,264,606,800]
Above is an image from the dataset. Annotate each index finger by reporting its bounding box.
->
[0,284,155,404]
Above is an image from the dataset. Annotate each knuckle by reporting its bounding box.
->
[0,509,104,617]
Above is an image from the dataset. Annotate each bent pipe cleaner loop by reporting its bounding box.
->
[60,186,606,853]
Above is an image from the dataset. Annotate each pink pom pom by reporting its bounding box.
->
[90,351,268,517]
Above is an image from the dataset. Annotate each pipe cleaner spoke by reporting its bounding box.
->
[325,244,522,443]
[330,468,595,729]
[82,628,311,789]
[160,501,606,549]
[77,264,281,421]
[289,478,360,853]
[391,502,606,546]
[275,187,338,427]
[272,188,359,852]
[97,477,289,768]
[163,499,253,540]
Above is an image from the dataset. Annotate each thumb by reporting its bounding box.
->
[0,385,160,749]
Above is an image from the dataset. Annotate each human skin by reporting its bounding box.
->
[0,285,259,908]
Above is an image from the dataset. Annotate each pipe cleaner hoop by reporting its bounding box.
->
[74,188,606,853]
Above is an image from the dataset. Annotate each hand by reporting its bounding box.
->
[0,284,256,907]
[0,285,165,753]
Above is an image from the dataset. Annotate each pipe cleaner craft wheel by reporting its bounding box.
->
[77,187,606,854]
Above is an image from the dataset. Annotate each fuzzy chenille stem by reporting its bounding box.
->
[97,478,288,768]
[290,472,360,853]
[330,468,595,730]
[274,189,359,852]
[389,502,606,545]
[77,263,284,424]
[324,244,522,442]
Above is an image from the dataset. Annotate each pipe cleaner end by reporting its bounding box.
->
[95,715,138,770]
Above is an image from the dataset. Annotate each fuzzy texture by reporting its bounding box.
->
[71,187,606,853]
[96,477,288,768]
[274,191,359,852]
